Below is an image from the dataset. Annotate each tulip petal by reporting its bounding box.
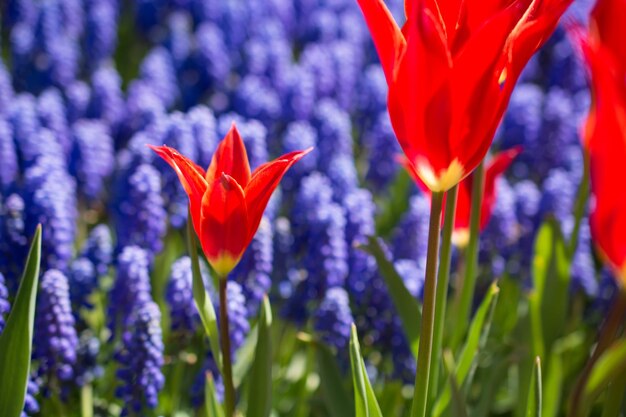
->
[356,0,406,85]
[591,0,626,76]
[245,148,313,242]
[200,173,249,276]
[149,144,208,233]
[206,123,252,188]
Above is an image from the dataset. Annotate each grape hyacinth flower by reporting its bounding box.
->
[80,224,113,277]
[74,331,104,387]
[34,269,79,384]
[68,257,97,310]
[84,0,118,68]
[0,117,18,194]
[230,216,273,318]
[108,246,153,332]
[115,301,165,416]
[314,287,354,351]
[24,156,77,272]
[166,256,202,335]
[70,119,115,201]
[0,193,29,289]
[0,272,9,333]
[113,164,167,257]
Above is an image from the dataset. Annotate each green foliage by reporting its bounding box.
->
[246,296,273,417]
[0,225,42,417]
[350,325,383,417]
[361,236,421,357]
[526,357,542,417]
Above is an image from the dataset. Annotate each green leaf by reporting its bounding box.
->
[442,350,468,417]
[583,339,626,409]
[432,282,499,417]
[360,237,421,357]
[233,325,258,388]
[350,324,383,417]
[316,343,354,417]
[246,295,273,417]
[530,219,571,359]
[205,372,225,417]
[187,215,222,370]
[526,357,543,417]
[0,225,42,417]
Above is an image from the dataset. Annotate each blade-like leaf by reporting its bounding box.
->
[442,350,468,417]
[526,357,543,417]
[433,283,499,417]
[205,373,226,417]
[360,237,421,357]
[350,324,383,417]
[0,225,42,417]
[233,325,258,388]
[583,339,626,408]
[246,295,273,417]
[317,343,354,417]
[530,219,571,359]
[187,214,222,370]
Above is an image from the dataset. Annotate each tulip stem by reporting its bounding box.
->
[429,184,458,402]
[450,161,485,351]
[410,191,445,417]
[568,289,626,417]
[219,278,236,417]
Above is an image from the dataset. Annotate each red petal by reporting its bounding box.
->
[356,0,406,85]
[245,148,313,242]
[149,144,208,233]
[206,123,252,188]
[200,173,249,276]
[591,0,626,77]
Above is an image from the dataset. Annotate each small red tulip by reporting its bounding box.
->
[578,12,626,285]
[356,0,571,192]
[402,147,521,246]
[150,124,312,276]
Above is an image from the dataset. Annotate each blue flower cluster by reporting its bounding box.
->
[34,269,79,385]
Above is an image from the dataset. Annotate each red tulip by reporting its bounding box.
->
[356,0,571,192]
[150,124,312,276]
[578,11,626,285]
[402,147,521,246]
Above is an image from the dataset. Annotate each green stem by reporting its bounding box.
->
[410,191,445,417]
[429,185,458,402]
[568,154,590,257]
[569,289,626,417]
[80,384,93,417]
[451,161,485,351]
[219,278,236,417]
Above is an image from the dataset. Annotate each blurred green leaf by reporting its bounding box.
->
[583,338,626,410]
[247,296,273,417]
[205,373,225,417]
[0,225,41,417]
[233,325,258,388]
[530,219,571,359]
[443,350,468,417]
[350,324,383,417]
[187,215,222,370]
[526,357,542,417]
[433,282,499,417]
[316,342,354,417]
[375,170,412,237]
[360,236,421,357]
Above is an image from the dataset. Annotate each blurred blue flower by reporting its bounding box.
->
[34,269,79,384]
[314,287,354,351]
[115,300,165,416]
[80,224,113,277]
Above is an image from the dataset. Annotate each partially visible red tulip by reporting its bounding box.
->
[356,0,571,192]
[402,147,521,246]
[578,13,626,286]
[150,124,312,277]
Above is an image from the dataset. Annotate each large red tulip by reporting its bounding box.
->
[356,0,571,192]
[402,147,521,246]
[579,2,626,286]
[151,124,312,276]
